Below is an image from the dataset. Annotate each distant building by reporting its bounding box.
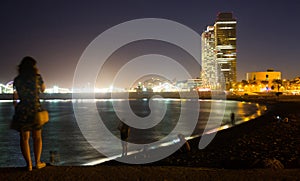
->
[246,69,281,91]
[246,69,281,82]
[175,79,202,91]
[201,12,237,90]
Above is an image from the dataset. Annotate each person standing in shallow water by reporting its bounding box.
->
[11,56,47,171]
[231,112,235,125]
[118,120,130,156]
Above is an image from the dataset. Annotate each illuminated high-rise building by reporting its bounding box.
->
[214,12,237,89]
[201,26,219,89]
[201,12,236,90]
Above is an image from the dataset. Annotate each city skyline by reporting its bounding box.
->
[1,1,299,88]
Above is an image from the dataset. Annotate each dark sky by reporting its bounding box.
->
[1,0,299,88]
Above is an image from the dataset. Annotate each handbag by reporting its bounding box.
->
[35,110,49,126]
[34,75,49,126]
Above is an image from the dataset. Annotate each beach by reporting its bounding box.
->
[0,166,299,180]
[0,99,299,180]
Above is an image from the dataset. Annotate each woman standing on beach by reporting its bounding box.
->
[11,56,46,171]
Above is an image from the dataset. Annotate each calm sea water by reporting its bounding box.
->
[0,99,265,167]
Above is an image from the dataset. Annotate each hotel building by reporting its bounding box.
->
[201,26,219,89]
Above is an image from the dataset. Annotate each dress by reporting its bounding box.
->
[11,74,44,132]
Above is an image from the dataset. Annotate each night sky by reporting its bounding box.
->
[1,0,299,88]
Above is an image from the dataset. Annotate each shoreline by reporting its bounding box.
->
[1,92,300,102]
[101,101,299,169]
[0,100,299,180]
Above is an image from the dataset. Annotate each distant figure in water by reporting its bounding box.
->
[177,134,191,153]
[231,112,235,125]
[118,120,130,156]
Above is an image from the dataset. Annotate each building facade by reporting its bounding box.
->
[201,26,220,89]
[246,69,281,82]
[214,12,237,89]
[246,69,281,91]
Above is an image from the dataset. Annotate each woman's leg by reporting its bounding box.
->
[20,131,32,170]
[121,141,128,156]
[124,142,128,156]
[32,129,45,168]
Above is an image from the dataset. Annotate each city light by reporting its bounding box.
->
[0,82,13,94]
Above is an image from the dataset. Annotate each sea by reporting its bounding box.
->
[0,99,266,167]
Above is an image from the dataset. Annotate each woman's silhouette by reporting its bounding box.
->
[11,56,46,171]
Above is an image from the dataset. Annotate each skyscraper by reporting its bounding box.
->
[214,12,237,89]
[201,12,237,90]
[201,26,219,89]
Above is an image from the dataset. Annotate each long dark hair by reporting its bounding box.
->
[18,56,38,77]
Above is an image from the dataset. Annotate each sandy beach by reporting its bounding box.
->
[0,98,299,180]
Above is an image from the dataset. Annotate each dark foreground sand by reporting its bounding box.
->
[0,166,299,181]
[1,100,299,180]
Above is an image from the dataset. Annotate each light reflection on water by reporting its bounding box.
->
[0,99,266,167]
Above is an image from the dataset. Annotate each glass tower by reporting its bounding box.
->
[214,12,237,89]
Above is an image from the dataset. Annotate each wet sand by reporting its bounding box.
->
[1,100,299,180]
